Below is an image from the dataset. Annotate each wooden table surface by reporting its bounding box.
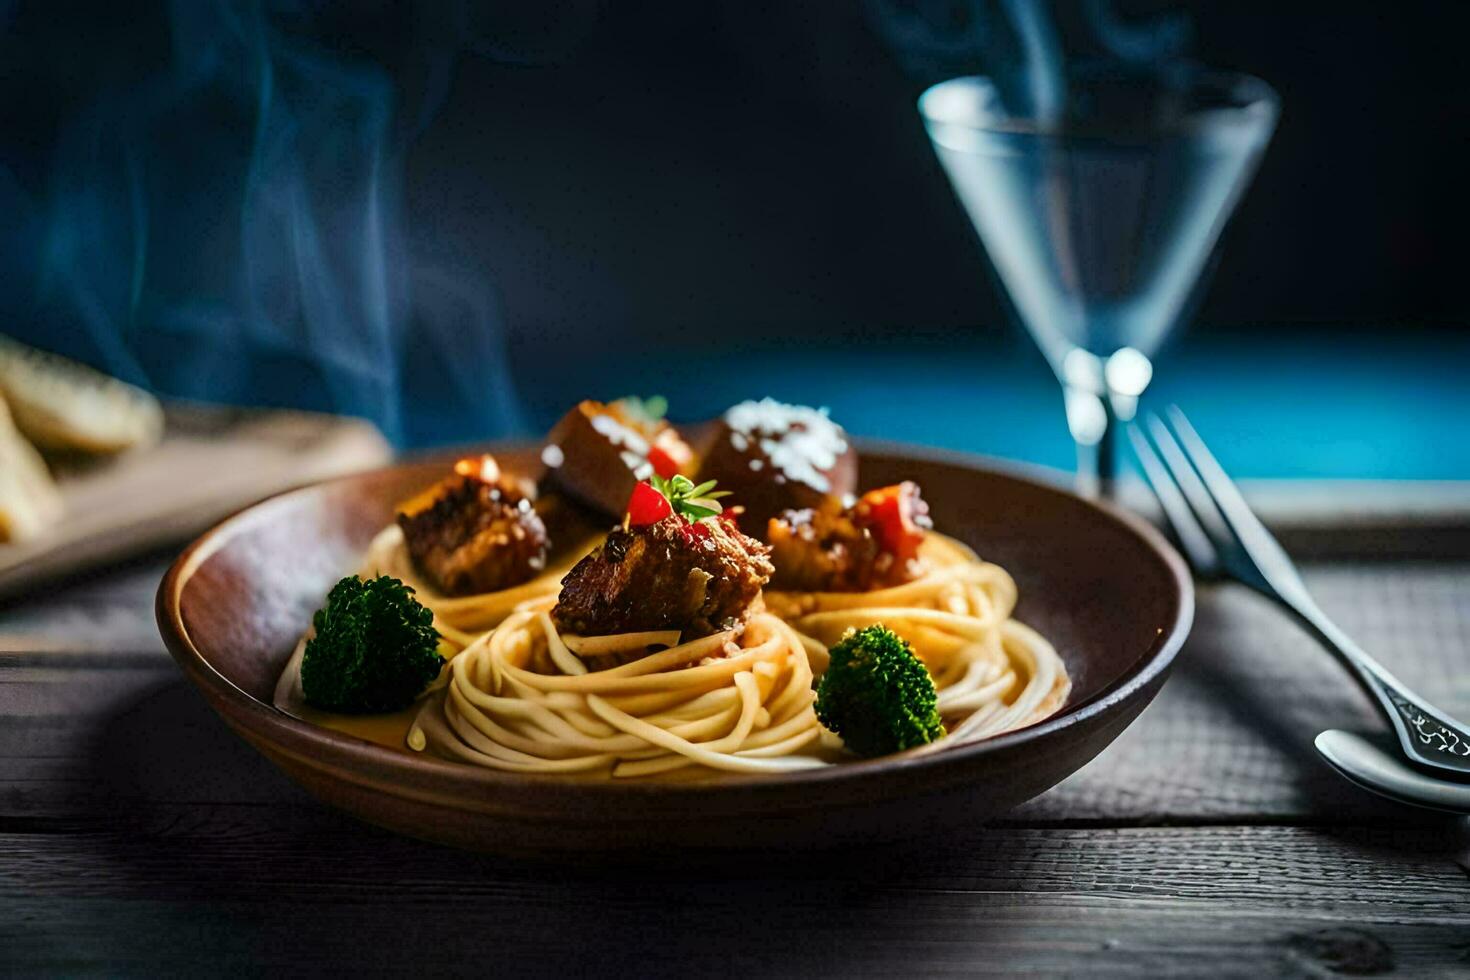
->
[4,542,1470,976]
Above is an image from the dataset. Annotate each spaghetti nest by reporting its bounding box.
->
[403,533,1070,777]
[408,607,828,777]
[764,534,1071,745]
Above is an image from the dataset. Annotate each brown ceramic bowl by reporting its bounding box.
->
[157,442,1192,858]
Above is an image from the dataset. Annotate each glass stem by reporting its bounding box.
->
[1095,395,1120,498]
[1073,426,1118,500]
[1065,382,1119,501]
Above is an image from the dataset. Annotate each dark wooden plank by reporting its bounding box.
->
[15,898,1457,977]
[1020,565,1470,823]
[2,824,1467,975]
[0,661,307,828]
[4,563,1469,827]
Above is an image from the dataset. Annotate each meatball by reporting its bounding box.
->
[540,399,695,518]
[397,455,549,596]
[552,515,774,638]
[767,505,881,593]
[697,398,857,538]
[767,482,932,592]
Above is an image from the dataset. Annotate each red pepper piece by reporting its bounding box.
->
[648,432,692,479]
[647,445,682,480]
[853,482,931,563]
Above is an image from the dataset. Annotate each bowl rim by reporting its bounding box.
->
[156,440,1194,804]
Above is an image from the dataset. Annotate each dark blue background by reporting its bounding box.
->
[1,2,1466,478]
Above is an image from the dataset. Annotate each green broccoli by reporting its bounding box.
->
[300,575,443,714]
[814,624,945,757]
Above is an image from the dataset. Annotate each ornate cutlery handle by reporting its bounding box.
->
[1280,592,1470,773]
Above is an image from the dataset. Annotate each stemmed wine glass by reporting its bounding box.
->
[919,64,1278,496]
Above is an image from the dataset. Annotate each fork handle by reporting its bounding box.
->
[1275,590,1470,766]
[1285,595,1405,705]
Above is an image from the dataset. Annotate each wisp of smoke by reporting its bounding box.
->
[0,0,525,445]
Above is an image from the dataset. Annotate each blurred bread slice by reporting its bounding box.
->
[0,336,164,454]
[0,391,65,543]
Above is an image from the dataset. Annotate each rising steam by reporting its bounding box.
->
[0,0,526,444]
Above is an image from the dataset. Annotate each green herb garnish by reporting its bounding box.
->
[616,394,668,423]
[650,473,731,522]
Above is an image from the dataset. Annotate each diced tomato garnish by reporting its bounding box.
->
[647,432,693,479]
[853,482,931,563]
[627,481,673,526]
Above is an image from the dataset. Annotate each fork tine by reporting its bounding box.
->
[1127,423,1219,574]
[1163,406,1307,598]
[1145,412,1234,547]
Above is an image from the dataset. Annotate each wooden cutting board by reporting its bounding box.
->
[0,403,391,600]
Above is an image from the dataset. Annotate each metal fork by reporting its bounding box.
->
[1128,406,1470,776]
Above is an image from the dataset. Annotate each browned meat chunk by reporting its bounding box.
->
[552,515,774,637]
[540,399,695,519]
[697,399,857,538]
[767,504,881,592]
[397,455,549,596]
[767,483,932,592]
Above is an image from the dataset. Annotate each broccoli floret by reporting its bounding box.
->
[300,575,442,714]
[814,624,944,757]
